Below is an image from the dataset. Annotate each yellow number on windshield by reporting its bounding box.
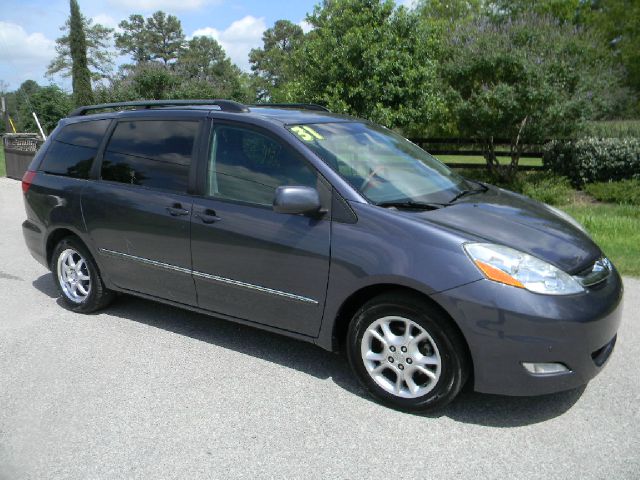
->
[291,126,324,142]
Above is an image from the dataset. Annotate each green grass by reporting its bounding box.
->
[0,144,5,177]
[581,120,640,139]
[437,154,542,167]
[561,204,640,277]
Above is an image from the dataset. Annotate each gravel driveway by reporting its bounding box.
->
[0,177,638,479]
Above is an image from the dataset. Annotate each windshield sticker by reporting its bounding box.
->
[291,126,324,141]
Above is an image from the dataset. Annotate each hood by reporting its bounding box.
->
[408,186,601,274]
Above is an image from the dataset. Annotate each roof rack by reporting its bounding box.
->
[250,103,330,112]
[69,99,250,117]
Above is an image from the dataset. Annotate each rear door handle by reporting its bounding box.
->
[195,209,221,224]
[166,203,190,216]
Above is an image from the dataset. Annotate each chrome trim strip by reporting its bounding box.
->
[100,248,192,274]
[99,248,318,305]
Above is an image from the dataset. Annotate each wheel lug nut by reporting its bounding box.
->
[406,358,412,364]
[398,364,404,370]
[389,346,396,352]
[401,346,407,353]
[388,357,394,363]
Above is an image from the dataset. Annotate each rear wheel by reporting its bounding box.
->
[347,292,469,412]
[51,237,114,313]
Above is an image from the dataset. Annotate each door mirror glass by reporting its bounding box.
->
[273,186,322,215]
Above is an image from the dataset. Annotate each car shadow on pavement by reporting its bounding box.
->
[33,273,586,428]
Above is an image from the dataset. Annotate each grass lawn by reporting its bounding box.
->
[0,144,5,177]
[437,154,543,167]
[562,203,640,277]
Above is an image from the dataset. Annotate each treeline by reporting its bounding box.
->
[2,0,638,178]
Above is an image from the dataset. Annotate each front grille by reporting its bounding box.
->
[591,335,617,367]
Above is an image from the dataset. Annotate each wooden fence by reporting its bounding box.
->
[408,138,546,170]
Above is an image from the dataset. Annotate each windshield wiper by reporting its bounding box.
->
[448,183,488,204]
[376,201,445,211]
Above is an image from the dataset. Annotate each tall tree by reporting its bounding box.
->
[176,36,243,96]
[249,20,305,101]
[68,0,94,106]
[115,11,184,66]
[578,0,640,101]
[115,15,151,64]
[441,13,627,180]
[146,11,185,65]
[286,0,444,132]
[48,15,114,82]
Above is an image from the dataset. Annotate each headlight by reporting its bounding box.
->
[545,205,589,235]
[464,243,584,295]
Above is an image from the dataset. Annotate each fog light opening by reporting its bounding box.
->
[522,362,570,375]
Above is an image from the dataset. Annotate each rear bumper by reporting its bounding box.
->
[433,271,623,396]
[22,219,48,268]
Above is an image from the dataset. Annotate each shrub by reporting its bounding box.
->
[584,180,640,206]
[543,137,640,186]
[520,172,573,206]
[455,168,573,205]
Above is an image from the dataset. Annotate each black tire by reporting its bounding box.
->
[51,236,114,313]
[346,291,469,412]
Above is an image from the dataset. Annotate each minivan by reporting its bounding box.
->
[22,100,622,411]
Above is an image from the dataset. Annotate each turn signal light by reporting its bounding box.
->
[474,260,525,288]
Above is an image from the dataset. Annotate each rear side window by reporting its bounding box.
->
[40,120,110,179]
[101,120,198,192]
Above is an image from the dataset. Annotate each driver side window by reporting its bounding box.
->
[207,126,317,205]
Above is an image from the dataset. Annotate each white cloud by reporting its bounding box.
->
[0,21,56,87]
[108,0,220,12]
[91,14,119,29]
[298,20,313,34]
[398,0,419,9]
[192,16,267,72]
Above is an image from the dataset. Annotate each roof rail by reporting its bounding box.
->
[250,103,330,112]
[69,99,250,116]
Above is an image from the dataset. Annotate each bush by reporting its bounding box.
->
[584,180,640,206]
[543,137,640,186]
[520,172,573,206]
[455,169,573,205]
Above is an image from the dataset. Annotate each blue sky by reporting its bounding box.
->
[0,0,327,90]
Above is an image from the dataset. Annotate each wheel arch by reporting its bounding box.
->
[327,284,474,377]
[45,227,93,269]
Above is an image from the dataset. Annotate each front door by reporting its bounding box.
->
[190,124,331,336]
[83,118,201,305]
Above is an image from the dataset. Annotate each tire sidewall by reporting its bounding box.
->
[51,238,102,312]
[347,298,466,411]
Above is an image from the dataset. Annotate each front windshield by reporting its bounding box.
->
[287,122,470,205]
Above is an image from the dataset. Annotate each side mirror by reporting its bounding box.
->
[273,186,323,216]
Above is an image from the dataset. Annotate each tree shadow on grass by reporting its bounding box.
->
[32,272,586,427]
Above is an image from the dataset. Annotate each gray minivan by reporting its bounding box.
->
[21,100,622,411]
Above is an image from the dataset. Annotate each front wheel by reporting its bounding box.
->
[51,237,114,313]
[347,292,469,412]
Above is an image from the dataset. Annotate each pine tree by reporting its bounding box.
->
[69,0,94,106]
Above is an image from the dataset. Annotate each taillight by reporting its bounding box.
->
[22,170,37,194]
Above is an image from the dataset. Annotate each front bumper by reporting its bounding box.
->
[433,270,623,396]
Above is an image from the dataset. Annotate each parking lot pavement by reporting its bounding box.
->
[0,176,638,479]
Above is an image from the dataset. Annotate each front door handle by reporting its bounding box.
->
[195,209,221,224]
[167,203,190,216]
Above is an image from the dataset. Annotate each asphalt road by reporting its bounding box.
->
[0,177,638,479]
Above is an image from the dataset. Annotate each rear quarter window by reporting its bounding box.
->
[40,120,110,179]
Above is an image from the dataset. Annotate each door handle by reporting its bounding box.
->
[166,203,190,216]
[195,209,221,224]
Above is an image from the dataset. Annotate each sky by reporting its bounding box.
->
[0,0,329,91]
